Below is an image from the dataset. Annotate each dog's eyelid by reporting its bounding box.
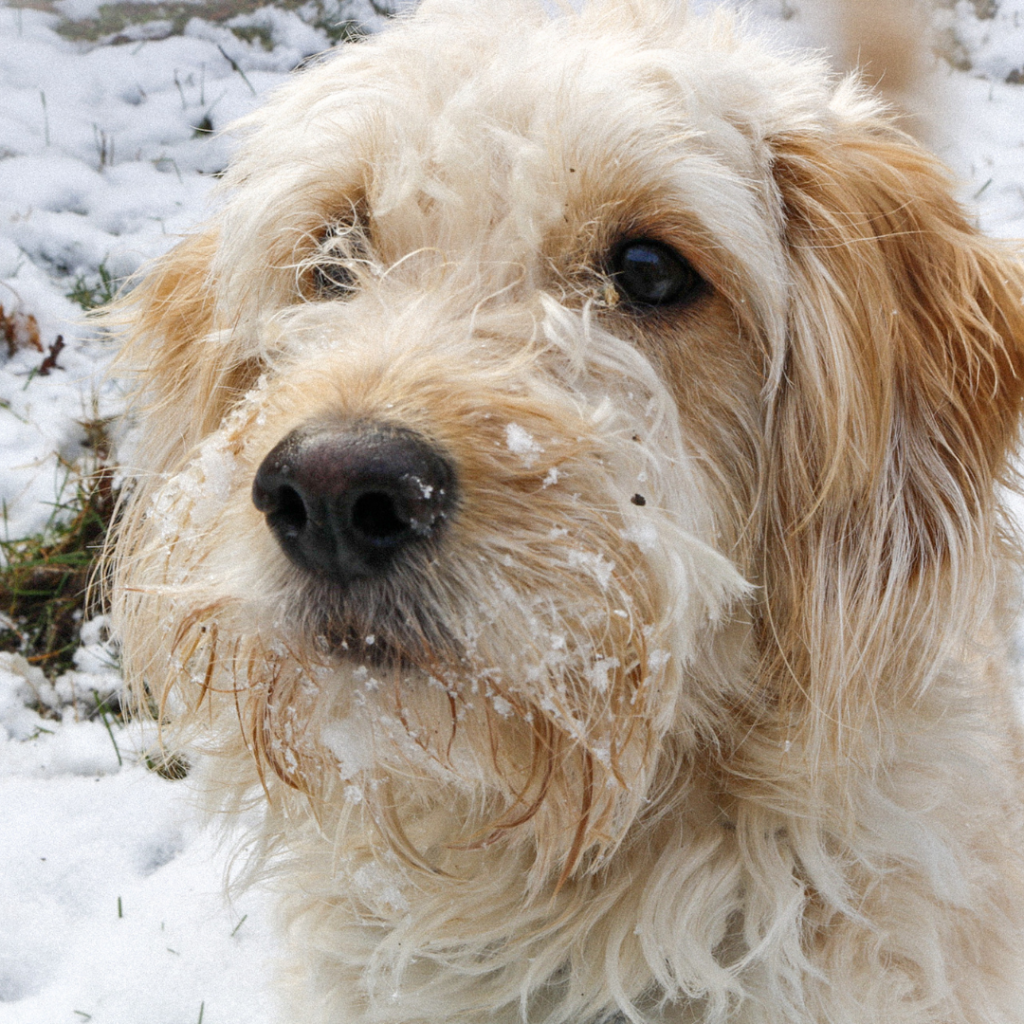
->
[317,220,368,256]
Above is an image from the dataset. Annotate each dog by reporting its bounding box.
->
[109,1,1024,1021]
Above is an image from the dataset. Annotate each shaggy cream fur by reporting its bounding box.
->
[110,2,1024,1022]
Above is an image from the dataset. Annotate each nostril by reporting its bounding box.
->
[252,467,310,530]
[270,485,309,537]
[350,490,409,545]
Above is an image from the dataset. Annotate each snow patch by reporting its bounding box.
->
[505,422,543,466]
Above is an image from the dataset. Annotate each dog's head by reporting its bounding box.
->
[112,0,1024,883]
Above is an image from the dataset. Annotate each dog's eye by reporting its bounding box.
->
[609,239,703,307]
[313,260,357,298]
[310,222,366,300]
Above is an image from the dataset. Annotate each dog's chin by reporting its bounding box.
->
[291,569,463,675]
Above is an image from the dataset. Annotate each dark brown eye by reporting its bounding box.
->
[609,238,704,307]
[311,222,365,299]
[313,259,357,298]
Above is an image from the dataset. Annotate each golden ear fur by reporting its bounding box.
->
[109,229,260,472]
[758,119,1024,773]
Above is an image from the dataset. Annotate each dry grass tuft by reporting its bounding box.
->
[0,420,119,680]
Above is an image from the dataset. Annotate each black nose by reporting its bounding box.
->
[252,422,457,583]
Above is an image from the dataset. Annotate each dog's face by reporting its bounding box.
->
[113,0,1024,886]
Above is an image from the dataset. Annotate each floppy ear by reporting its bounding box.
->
[758,116,1024,769]
[111,230,261,472]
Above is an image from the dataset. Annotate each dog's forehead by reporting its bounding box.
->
[217,1,840,319]
[233,3,833,213]
[340,10,803,190]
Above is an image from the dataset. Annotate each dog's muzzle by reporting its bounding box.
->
[252,421,457,584]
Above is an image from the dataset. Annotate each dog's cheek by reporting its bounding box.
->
[612,292,767,570]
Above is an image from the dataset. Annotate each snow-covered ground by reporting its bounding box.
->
[1,1,1023,1020]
